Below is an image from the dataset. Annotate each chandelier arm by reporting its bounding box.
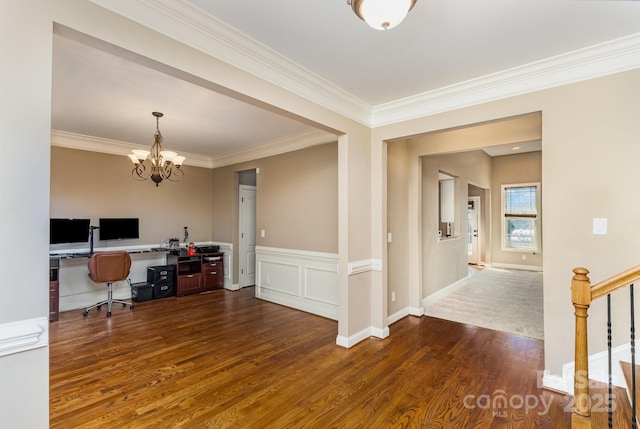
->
[132,162,150,181]
[166,167,184,182]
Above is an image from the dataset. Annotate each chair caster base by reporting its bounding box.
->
[82,311,88,317]
[106,311,112,317]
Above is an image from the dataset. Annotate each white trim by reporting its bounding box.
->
[52,129,337,171]
[336,325,389,348]
[0,317,49,357]
[255,246,338,263]
[51,130,212,169]
[541,372,571,395]
[90,2,640,128]
[89,0,371,126]
[372,33,640,126]
[347,259,382,276]
[409,306,424,317]
[554,343,639,396]
[422,274,471,307]
[388,307,411,325]
[490,263,543,272]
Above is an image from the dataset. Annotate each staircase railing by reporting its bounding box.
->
[572,265,640,428]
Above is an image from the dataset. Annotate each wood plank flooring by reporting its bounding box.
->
[50,287,573,428]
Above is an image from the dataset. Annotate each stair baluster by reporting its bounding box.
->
[608,293,613,429]
[632,284,637,429]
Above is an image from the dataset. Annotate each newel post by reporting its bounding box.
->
[572,267,592,417]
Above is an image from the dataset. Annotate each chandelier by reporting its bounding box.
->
[347,0,417,30]
[128,112,185,187]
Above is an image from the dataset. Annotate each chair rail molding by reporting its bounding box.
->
[347,259,382,276]
[0,317,49,357]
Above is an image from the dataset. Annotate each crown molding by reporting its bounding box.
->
[210,129,337,169]
[51,130,213,168]
[51,129,336,170]
[89,0,372,126]
[90,1,640,131]
[372,33,640,126]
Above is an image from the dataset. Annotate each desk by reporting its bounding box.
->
[48,247,172,320]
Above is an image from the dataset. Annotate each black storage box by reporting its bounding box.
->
[152,281,174,299]
[196,245,220,253]
[131,282,153,302]
[147,265,175,284]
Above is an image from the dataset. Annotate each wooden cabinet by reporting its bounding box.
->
[49,258,59,322]
[168,252,224,297]
[201,255,224,290]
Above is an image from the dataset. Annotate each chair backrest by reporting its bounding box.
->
[87,251,132,283]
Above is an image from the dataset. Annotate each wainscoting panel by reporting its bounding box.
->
[256,246,338,320]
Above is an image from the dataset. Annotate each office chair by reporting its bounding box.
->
[83,251,135,317]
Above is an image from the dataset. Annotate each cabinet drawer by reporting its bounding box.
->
[176,274,201,296]
[202,269,223,290]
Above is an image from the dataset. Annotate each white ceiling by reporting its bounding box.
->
[51,0,640,161]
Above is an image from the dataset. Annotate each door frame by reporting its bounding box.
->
[468,196,481,265]
[239,184,256,288]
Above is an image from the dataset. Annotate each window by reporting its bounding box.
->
[501,183,540,252]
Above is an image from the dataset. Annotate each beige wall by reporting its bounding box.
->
[376,70,640,376]
[421,150,492,297]
[490,151,542,268]
[50,146,214,248]
[387,141,410,316]
[211,142,338,281]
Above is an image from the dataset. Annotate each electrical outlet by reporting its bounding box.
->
[391,291,396,302]
[522,254,527,261]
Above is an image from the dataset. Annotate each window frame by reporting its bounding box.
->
[500,182,541,253]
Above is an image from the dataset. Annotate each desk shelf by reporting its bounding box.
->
[167,252,224,296]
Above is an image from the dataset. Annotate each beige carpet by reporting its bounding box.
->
[423,267,544,340]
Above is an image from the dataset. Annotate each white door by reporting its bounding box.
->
[239,185,256,287]
[468,197,480,265]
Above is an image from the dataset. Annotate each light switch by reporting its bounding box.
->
[593,218,607,235]
[261,229,266,238]
[387,232,392,243]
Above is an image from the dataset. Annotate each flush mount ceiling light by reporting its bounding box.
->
[348,0,417,30]
[128,112,186,187]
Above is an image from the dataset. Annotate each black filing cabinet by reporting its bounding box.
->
[147,265,175,299]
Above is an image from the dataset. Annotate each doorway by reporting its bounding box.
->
[239,182,256,288]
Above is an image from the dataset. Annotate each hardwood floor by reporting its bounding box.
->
[50,287,572,428]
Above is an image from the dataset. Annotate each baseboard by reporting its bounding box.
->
[226,283,240,291]
[556,342,638,396]
[388,307,411,325]
[542,371,572,395]
[388,305,425,325]
[491,262,543,272]
[336,325,389,348]
[422,275,471,308]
